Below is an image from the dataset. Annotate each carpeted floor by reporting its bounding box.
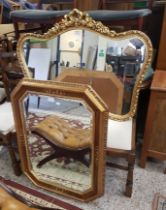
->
[0,144,166,210]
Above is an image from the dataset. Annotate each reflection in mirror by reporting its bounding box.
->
[18,9,152,121]
[12,80,108,201]
[22,30,146,115]
[23,93,93,192]
[23,31,145,77]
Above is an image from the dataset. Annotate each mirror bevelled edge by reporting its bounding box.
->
[16,9,153,121]
[11,78,109,202]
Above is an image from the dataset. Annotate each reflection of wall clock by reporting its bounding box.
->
[60,30,82,51]
[68,41,75,48]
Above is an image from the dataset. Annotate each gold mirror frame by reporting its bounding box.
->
[11,78,108,201]
[16,9,153,121]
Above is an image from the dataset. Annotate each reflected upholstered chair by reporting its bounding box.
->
[31,115,92,168]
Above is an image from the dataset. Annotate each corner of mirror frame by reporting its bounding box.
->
[16,9,153,121]
[11,78,109,202]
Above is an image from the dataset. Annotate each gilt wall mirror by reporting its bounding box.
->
[17,9,152,120]
[11,79,108,201]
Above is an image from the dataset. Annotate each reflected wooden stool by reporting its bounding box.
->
[31,115,92,168]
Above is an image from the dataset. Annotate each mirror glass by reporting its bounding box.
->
[23,93,93,192]
[21,29,147,115]
[12,79,108,201]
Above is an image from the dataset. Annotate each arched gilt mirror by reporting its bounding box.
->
[17,9,152,120]
[11,79,108,201]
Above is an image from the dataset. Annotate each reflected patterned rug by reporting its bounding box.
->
[0,176,82,210]
[152,193,166,210]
